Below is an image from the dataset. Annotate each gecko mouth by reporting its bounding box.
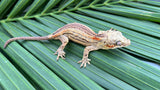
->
[105,45,115,48]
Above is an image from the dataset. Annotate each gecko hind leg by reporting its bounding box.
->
[55,35,69,60]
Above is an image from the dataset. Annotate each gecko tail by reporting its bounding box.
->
[4,36,49,48]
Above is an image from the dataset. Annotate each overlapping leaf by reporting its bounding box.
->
[0,0,160,89]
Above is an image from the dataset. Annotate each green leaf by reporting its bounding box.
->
[0,0,17,19]
[41,0,60,14]
[92,5,160,22]
[141,0,160,6]
[75,0,89,8]
[0,53,34,90]
[24,0,46,17]
[0,24,72,89]
[0,0,160,89]
[58,0,75,12]
[7,0,32,19]
[121,2,160,13]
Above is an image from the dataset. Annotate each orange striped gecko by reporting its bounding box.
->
[4,23,131,67]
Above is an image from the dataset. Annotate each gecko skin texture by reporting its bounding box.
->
[4,23,131,67]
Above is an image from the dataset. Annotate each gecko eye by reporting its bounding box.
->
[116,41,121,46]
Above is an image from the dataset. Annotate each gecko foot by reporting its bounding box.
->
[54,49,65,60]
[78,58,91,68]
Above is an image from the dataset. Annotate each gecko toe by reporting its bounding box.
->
[56,56,59,60]
[78,58,91,68]
[77,60,82,63]
[61,55,65,59]
[88,62,90,65]
[84,63,86,67]
[80,64,83,68]
[55,50,66,60]
[54,52,58,55]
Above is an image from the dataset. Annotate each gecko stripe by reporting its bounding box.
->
[52,23,97,36]
[65,33,92,46]
[52,28,101,43]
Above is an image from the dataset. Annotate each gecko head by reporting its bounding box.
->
[102,29,131,49]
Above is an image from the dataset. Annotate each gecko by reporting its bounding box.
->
[4,23,131,67]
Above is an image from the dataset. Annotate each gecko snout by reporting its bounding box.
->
[120,38,131,47]
[125,39,131,46]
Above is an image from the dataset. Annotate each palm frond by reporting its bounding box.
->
[0,0,160,89]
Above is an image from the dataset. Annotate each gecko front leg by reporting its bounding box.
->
[55,35,69,60]
[78,46,99,67]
